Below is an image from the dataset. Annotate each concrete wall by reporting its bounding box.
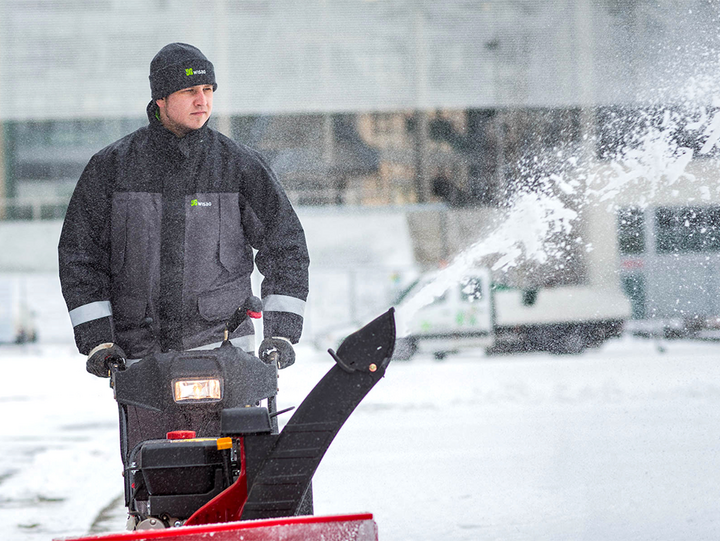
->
[0,203,594,279]
[0,207,422,344]
[0,201,646,344]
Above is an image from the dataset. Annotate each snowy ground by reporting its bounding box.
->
[2,335,720,540]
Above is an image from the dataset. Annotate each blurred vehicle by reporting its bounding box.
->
[491,284,630,355]
[391,268,630,359]
[393,268,494,360]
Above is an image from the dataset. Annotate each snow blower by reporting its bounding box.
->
[55,300,395,541]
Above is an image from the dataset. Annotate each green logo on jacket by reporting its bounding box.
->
[191,199,212,208]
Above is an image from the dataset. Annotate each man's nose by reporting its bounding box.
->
[194,91,207,107]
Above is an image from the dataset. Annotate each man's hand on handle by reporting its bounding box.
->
[258,337,295,369]
[86,342,127,378]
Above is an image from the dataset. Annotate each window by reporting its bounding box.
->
[460,277,483,301]
[655,206,720,253]
[617,207,645,254]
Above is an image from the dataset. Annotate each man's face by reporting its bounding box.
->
[156,84,214,137]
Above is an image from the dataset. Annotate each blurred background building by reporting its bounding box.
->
[2,0,718,214]
[1,0,720,340]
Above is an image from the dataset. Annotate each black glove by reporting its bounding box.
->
[86,343,127,378]
[258,337,295,369]
[262,312,303,344]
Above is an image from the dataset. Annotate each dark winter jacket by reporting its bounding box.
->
[59,103,309,359]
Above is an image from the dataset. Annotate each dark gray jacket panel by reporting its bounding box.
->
[59,105,309,358]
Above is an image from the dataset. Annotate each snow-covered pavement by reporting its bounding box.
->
[2,335,720,540]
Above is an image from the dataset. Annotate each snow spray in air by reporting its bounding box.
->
[395,96,720,337]
[394,190,577,334]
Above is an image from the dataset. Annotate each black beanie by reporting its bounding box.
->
[149,43,217,100]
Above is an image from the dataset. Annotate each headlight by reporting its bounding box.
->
[173,378,223,402]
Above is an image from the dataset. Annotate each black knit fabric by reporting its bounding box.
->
[149,43,217,99]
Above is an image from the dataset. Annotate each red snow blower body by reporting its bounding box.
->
[56,302,396,541]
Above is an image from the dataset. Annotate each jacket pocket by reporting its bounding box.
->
[197,287,243,322]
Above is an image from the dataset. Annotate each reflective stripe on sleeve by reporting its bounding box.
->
[263,294,306,317]
[68,300,113,327]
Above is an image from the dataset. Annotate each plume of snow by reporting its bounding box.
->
[395,191,577,336]
[394,80,720,337]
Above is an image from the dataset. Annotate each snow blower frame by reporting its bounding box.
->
[57,304,396,541]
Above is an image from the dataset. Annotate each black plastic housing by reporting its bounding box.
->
[240,308,396,520]
[114,344,278,518]
[130,438,231,519]
[140,439,226,495]
[221,407,273,435]
[114,344,277,414]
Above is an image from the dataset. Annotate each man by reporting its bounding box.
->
[59,43,310,375]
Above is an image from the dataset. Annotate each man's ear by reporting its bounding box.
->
[154,99,165,122]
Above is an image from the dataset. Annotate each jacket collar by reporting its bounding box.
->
[146,101,209,158]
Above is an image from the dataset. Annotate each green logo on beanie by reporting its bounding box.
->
[185,68,194,76]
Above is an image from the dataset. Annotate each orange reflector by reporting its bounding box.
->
[217,437,233,450]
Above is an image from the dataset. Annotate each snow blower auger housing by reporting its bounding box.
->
[57,302,395,541]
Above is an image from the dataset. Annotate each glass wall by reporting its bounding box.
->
[1,106,592,220]
[2,117,145,219]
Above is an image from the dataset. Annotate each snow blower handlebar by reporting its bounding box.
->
[223,296,296,369]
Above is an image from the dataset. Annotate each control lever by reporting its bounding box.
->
[224,295,263,342]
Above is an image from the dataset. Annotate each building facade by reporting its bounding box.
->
[2,0,719,214]
[3,0,720,320]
